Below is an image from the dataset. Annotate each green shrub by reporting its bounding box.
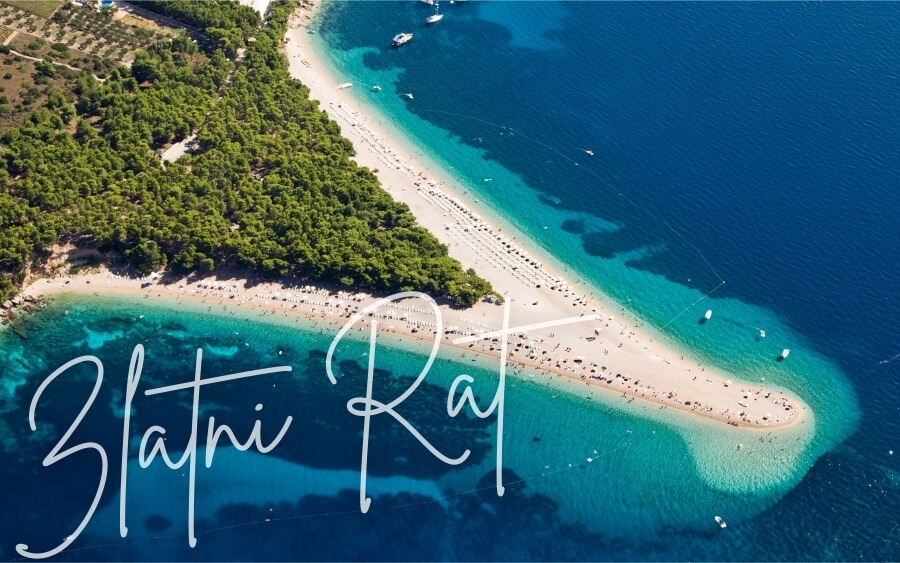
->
[26,37,46,51]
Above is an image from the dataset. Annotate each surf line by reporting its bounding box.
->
[326,291,602,514]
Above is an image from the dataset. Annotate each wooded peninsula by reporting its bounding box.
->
[0,0,494,306]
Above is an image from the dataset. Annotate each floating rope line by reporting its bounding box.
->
[22,436,635,560]
[419,109,728,328]
[660,280,726,330]
[878,351,900,365]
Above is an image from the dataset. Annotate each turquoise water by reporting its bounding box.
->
[0,294,820,560]
[4,0,900,559]
[307,1,897,558]
[309,0,857,477]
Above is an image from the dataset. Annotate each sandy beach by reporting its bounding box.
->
[7,3,809,433]
[21,259,804,431]
[277,2,809,430]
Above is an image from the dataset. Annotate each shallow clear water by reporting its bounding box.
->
[0,293,830,560]
[3,1,900,559]
[307,1,895,559]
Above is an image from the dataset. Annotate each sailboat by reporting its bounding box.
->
[426,2,443,24]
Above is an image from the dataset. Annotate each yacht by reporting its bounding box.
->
[392,32,413,47]
[426,2,443,23]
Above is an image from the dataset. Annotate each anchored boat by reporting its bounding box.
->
[392,32,413,47]
[426,1,443,23]
[715,516,727,529]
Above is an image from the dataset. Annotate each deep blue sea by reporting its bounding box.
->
[2,1,900,560]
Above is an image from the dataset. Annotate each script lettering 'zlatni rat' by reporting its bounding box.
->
[18,292,598,559]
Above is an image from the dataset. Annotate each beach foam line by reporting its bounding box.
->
[21,251,806,433]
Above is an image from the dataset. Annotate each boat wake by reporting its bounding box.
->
[879,351,900,365]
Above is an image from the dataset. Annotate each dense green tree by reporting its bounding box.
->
[123,240,166,274]
[0,0,495,307]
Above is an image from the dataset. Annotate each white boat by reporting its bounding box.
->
[715,516,727,529]
[704,309,712,321]
[759,329,766,338]
[403,92,414,99]
[419,0,434,4]
[392,32,413,47]
[426,2,443,23]
[779,349,790,360]
[337,82,353,89]
[371,85,382,91]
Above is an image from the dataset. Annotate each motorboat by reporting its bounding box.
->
[337,82,353,89]
[704,309,712,321]
[715,516,727,529]
[392,32,413,47]
[779,349,790,361]
[371,85,382,91]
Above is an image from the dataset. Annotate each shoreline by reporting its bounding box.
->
[277,1,808,430]
[5,2,808,433]
[18,248,805,432]
[283,1,719,362]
